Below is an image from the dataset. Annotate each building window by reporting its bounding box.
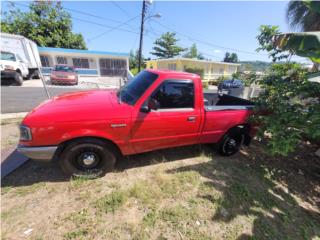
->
[99,58,127,76]
[219,68,224,75]
[72,58,89,68]
[40,55,50,67]
[56,56,67,65]
[168,63,176,70]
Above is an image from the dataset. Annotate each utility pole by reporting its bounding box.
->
[138,0,146,72]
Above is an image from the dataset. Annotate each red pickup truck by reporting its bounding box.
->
[18,70,255,177]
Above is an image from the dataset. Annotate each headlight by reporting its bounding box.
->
[4,65,14,70]
[20,125,32,141]
[68,75,76,79]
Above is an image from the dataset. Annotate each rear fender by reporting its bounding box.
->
[228,124,251,146]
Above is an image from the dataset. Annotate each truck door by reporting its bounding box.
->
[16,54,29,77]
[131,80,201,153]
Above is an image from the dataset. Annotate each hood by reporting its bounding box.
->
[23,90,132,126]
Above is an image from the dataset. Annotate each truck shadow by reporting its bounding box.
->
[167,143,320,239]
[1,144,212,188]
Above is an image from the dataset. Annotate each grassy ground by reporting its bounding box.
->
[1,123,19,151]
[1,125,320,240]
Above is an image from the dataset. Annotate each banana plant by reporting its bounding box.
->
[273,31,320,63]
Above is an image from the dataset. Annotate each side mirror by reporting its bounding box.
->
[140,98,159,113]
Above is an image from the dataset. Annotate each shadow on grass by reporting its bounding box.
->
[168,143,320,240]
[1,144,210,188]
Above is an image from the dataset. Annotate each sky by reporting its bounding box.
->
[1,0,309,63]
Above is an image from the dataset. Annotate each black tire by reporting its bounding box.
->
[59,138,117,178]
[217,131,243,156]
[14,72,23,86]
[32,69,40,79]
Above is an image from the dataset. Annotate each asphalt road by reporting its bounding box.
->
[1,86,80,113]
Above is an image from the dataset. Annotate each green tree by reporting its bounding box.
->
[129,50,139,69]
[183,43,204,59]
[129,49,148,75]
[287,0,320,31]
[1,1,86,49]
[253,25,320,156]
[150,32,185,59]
[256,25,290,62]
[223,52,238,63]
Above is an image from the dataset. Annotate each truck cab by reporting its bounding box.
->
[0,51,29,86]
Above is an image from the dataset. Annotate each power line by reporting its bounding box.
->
[145,23,223,60]
[110,1,132,18]
[72,17,139,35]
[88,15,140,42]
[152,19,268,57]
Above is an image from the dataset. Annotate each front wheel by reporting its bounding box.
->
[59,138,117,178]
[14,72,23,86]
[217,132,243,156]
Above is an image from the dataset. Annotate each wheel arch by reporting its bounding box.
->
[226,123,252,146]
[54,136,123,161]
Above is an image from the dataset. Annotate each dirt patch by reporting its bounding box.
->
[1,141,320,240]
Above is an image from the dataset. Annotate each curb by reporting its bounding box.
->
[1,112,28,120]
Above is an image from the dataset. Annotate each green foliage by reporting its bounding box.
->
[253,63,320,156]
[256,25,289,62]
[240,72,257,86]
[129,49,147,70]
[223,52,238,63]
[1,1,86,49]
[150,32,186,58]
[287,0,320,31]
[183,43,204,59]
[184,66,204,78]
[274,32,320,64]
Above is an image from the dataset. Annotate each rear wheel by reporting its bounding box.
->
[217,131,243,156]
[59,138,117,178]
[14,72,23,86]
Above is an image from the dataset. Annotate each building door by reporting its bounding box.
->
[99,59,127,77]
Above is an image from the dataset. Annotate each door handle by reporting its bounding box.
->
[187,116,196,122]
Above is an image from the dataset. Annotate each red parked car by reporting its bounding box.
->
[50,64,78,85]
[18,70,256,177]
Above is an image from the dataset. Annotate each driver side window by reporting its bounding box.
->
[151,80,194,109]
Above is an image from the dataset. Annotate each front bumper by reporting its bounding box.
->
[1,70,16,79]
[17,145,57,162]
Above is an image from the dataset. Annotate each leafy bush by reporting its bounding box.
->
[252,63,320,155]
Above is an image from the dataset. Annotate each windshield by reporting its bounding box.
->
[54,65,75,72]
[120,71,158,105]
[1,52,16,61]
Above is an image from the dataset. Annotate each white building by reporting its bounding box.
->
[38,47,130,79]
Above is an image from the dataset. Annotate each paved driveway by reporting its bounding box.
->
[1,87,80,113]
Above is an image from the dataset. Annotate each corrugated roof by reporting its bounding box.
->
[38,46,129,57]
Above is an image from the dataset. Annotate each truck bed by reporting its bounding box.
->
[203,92,254,111]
